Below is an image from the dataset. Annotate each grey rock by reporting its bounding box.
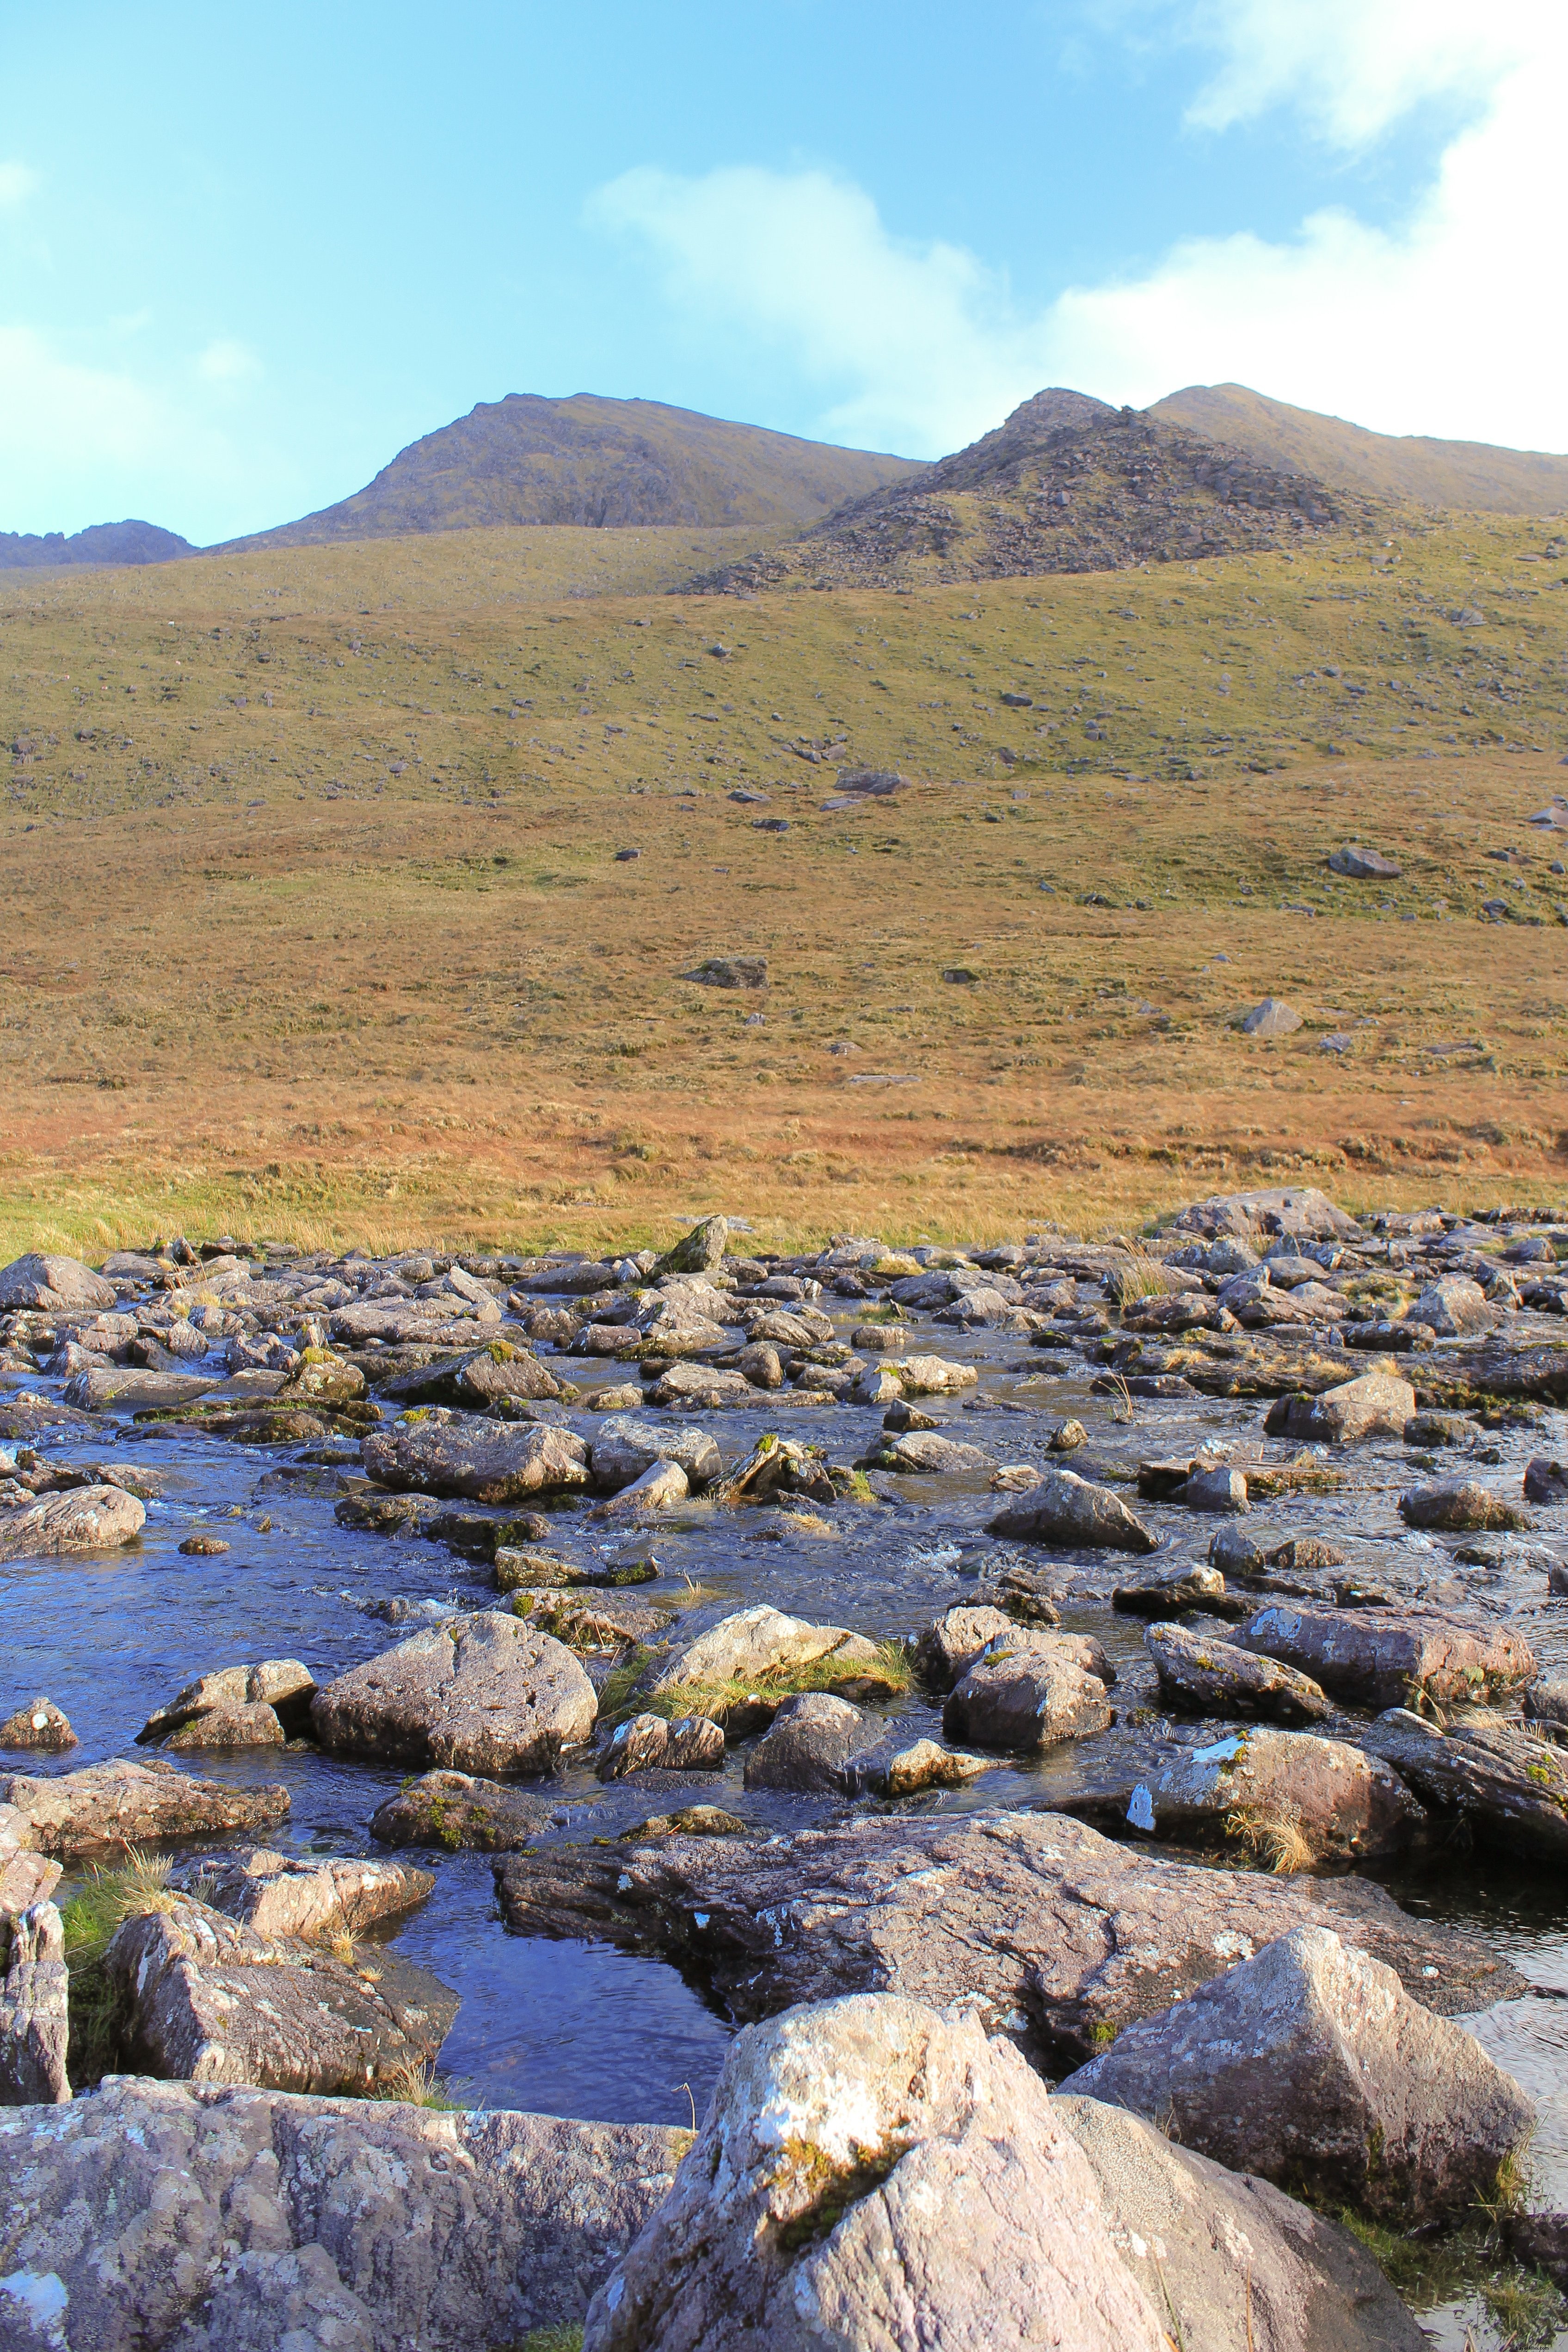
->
[0,1252,117,1312]
[644,1605,884,1700]
[1059,1923,1531,2221]
[590,1415,722,1492]
[63,1366,223,1412]
[0,1758,289,1857]
[163,1701,285,1751]
[1241,998,1303,1038]
[1146,1622,1328,1725]
[1411,1275,1493,1336]
[590,1458,691,1518]
[138,1659,317,1745]
[842,1736,1001,1799]
[1184,1464,1250,1512]
[913,1603,1018,1690]
[1525,1455,1568,1505]
[987,1465,1158,1552]
[492,1811,1519,2065]
[0,1483,146,1560]
[1362,1707,1568,1857]
[311,1613,597,1774]
[175,1848,435,1940]
[649,1212,733,1270]
[742,1692,879,1792]
[867,1429,993,1474]
[361,1415,589,1503]
[1169,1186,1363,1243]
[1268,1369,1417,1444]
[1398,1477,1527,1532]
[380,1342,566,1412]
[1241,1601,1535,1710]
[0,1900,69,2104]
[1112,1727,1423,1863]
[1114,1563,1247,1618]
[0,2074,684,2349]
[650,1363,754,1409]
[597,1714,725,1779]
[369,1769,559,1851]
[1328,845,1401,879]
[0,1696,76,1751]
[1525,1677,1568,1733]
[942,1631,1113,1751]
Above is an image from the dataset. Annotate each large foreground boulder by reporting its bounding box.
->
[1240,1602,1534,1711]
[312,1614,596,1775]
[105,1894,456,2094]
[360,1414,589,1502]
[0,1485,146,1561]
[1059,1924,1533,2222]
[986,1465,1158,1552]
[0,2076,686,2350]
[584,1993,1422,2352]
[0,1759,289,1858]
[493,1809,1519,2070]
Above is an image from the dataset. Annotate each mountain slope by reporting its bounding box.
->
[1150,385,1568,516]
[689,390,1359,592]
[216,395,923,551]
[0,520,193,570]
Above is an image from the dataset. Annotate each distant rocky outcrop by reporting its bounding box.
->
[216,393,924,549]
[686,391,1363,591]
[0,520,193,570]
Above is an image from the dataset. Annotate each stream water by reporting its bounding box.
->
[3,1271,1566,2348]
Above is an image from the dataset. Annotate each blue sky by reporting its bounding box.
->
[0,0,1562,541]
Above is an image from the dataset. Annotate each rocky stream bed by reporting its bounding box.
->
[0,1185,1567,2349]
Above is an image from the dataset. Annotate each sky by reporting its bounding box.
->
[0,0,1563,544]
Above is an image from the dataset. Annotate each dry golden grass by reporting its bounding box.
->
[3,516,1566,1255]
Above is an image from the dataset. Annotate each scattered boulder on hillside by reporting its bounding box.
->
[1329,846,1401,879]
[683,957,766,989]
[1058,1924,1531,2222]
[1240,999,1303,1038]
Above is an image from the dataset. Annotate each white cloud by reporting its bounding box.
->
[0,161,38,208]
[0,325,169,469]
[592,7,1568,459]
[197,336,260,384]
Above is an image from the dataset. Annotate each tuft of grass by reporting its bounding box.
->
[367,2057,471,2111]
[507,2330,585,2352]
[60,1850,176,2088]
[1107,1245,1174,1305]
[1224,1810,1315,1874]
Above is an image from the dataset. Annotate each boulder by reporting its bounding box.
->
[1184,1464,1250,1512]
[1266,1369,1416,1444]
[174,1848,435,1940]
[1525,1456,1568,1505]
[1328,844,1401,879]
[643,1606,887,1702]
[913,1603,1017,1690]
[0,1697,76,1752]
[893,1352,978,1395]
[583,1992,1424,2352]
[734,1340,785,1388]
[380,1343,566,1412]
[0,1900,69,2105]
[1169,1187,1362,1243]
[718,1435,836,1505]
[590,1458,691,1518]
[596,1715,725,1780]
[0,1806,61,1923]
[0,1484,146,1560]
[590,1416,722,1493]
[865,1429,993,1475]
[1059,1924,1532,2222]
[369,1769,560,1851]
[742,1693,879,1793]
[1398,1478,1528,1532]
[105,1893,458,2094]
[1525,1678,1568,1734]
[1362,1708,1568,1857]
[651,1364,754,1409]
[493,1810,1518,2068]
[1240,1602,1534,1711]
[842,1737,1001,1799]
[1113,1728,1423,1863]
[0,1252,116,1312]
[163,1701,286,1752]
[311,1614,597,1775]
[0,2075,685,2349]
[1146,1623,1328,1726]
[1412,1276,1493,1337]
[1240,998,1303,1038]
[987,1466,1159,1552]
[137,1659,317,1746]
[361,1414,589,1502]
[1113,1563,1248,1619]
[63,1366,223,1412]
[943,1632,1114,1751]
[649,1213,732,1272]
[0,1759,288,1858]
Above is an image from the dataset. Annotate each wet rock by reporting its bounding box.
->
[913,1603,1017,1689]
[943,1629,1113,1752]
[1362,1708,1568,1857]
[495,1544,657,1591]
[1267,1535,1347,1573]
[369,1769,559,1851]
[1265,1369,1416,1444]
[590,1415,722,1492]
[596,1714,725,1780]
[650,1363,754,1409]
[644,1605,888,1703]
[176,1848,435,1939]
[106,1891,459,2093]
[649,1211,732,1272]
[1525,1678,1568,1735]
[362,1414,589,1503]
[850,1362,905,1405]
[163,1701,285,1751]
[843,1736,1001,1799]
[863,1429,993,1475]
[1241,1601,1535,1711]
[590,1458,690,1518]
[0,1900,69,2105]
[879,1397,939,1432]
[0,1697,75,1752]
[582,1995,1174,2352]
[138,1659,317,1746]
[1113,1728,1423,1863]
[1185,1464,1250,1512]
[312,1613,597,1775]
[1412,1276,1493,1337]
[1405,1411,1481,1449]
[0,1252,116,1312]
[733,1340,785,1388]
[64,1365,224,1412]
[1059,1924,1531,2222]
[1114,1563,1248,1619]
[381,1342,566,1412]
[493,1809,1520,2070]
[972,1561,1066,1627]
[718,1434,836,1506]
[0,1483,146,1560]
[987,1465,1159,1552]
[585,1381,643,1411]
[1146,1624,1329,1726]
[0,1758,289,1858]
[742,1693,879,1793]
[893,1352,978,1395]
[1208,1523,1266,1574]
[1048,1416,1089,1450]
[1240,998,1303,1038]
[1525,1455,1568,1505]
[1399,1477,1528,1532]
[512,1586,673,1652]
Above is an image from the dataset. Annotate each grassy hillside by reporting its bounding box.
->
[220,394,924,550]
[1152,385,1568,518]
[2,510,1566,1255]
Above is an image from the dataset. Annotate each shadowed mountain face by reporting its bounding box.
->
[1151,384,1568,516]
[216,394,925,551]
[0,521,194,571]
[688,393,1359,592]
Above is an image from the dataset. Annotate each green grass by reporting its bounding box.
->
[59,1851,174,2088]
[606,1640,913,1729]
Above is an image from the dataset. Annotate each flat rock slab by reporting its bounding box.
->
[107,1895,458,2094]
[1240,1602,1534,1710]
[312,1613,597,1775]
[175,1848,436,1939]
[63,1367,223,1413]
[0,1485,146,1560]
[492,1808,1521,2071]
[361,1415,589,1502]
[0,2075,685,2351]
[0,1758,289,1858]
